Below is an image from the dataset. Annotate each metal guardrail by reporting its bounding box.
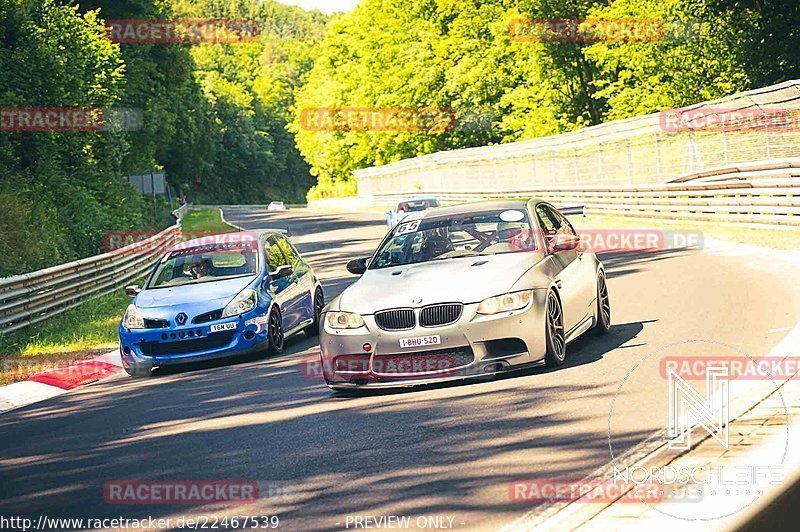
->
[0,225,182,334]
[358,159,800,228]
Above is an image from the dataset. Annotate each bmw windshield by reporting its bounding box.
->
[147,242,260,288]
[370,209,537,269]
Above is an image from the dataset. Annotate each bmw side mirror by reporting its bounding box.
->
[270,264,293,280]
[346,257,369,275]
[125,285,141,297]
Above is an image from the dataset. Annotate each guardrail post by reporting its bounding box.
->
[626,138,633,184]
[723,129,730,164]
[572,148,579,184]
[654,133,662,181]
[765,129,772,159]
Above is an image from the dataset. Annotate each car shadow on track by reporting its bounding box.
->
[329,320,651,399]
[532,319,652,375]
[146,332,318,378]
[599,247,699,279]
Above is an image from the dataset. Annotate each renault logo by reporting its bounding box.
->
[176,312,187,325]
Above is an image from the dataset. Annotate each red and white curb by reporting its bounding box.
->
[0,349,124,414]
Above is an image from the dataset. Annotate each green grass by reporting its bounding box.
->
[0,208,237,385]
[181,208,237,234]
[0,286,135,385]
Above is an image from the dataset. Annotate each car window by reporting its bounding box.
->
[555,211,577,237]
[406,201,428,212]
[535,204,562,235]
[536,204,578,251]
[275,235,298,264]
[266,236,289,272]
[147,242,259,288]
[370,208,537,269]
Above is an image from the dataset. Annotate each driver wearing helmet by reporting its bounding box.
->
[188,258,211,279]
[421,231,454,260]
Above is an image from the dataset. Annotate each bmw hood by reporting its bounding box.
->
[337,252,545,314]
[135,276,255,310]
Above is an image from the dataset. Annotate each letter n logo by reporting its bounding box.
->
[667,366,729,450]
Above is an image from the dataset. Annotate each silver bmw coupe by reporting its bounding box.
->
[319,199,611,390]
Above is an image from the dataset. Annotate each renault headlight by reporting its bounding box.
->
[222,289,258,318]
[476,290,533,315]
[122,304,145,329]
[326,311,365,329]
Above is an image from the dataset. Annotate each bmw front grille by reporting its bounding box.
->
[375,309,415,330]
[419,303,463,327]
[375,303,464,331]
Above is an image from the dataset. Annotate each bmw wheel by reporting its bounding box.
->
[304,288,325,337]
[594,271,611,334]
[544,290,566,367]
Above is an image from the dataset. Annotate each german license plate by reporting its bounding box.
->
[210,322,237,333]
[399,335,441,349]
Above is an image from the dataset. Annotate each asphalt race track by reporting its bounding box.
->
[2,207,799,531]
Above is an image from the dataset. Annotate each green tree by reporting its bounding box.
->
[0,0,148,275]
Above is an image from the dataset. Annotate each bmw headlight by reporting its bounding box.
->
[476,290,533,315]
[222,289,258,318]
[122,304,145,329]
[326,311,365,329]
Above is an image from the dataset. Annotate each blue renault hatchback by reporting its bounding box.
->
[119,230,323,377]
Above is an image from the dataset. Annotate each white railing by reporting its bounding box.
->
[354,80,800,197]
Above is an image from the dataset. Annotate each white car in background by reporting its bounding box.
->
[385,197,441,229]
[268,201,287,211]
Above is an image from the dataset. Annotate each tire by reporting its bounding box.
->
[544,290,566,367]
[304,288,325,337]
[594,270,611,335]
[267,306,285,355]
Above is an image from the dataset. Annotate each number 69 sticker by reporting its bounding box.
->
[395,220,420,235]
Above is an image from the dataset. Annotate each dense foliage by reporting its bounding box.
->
[0,0,327,276]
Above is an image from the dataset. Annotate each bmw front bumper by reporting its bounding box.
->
[319,292,548,390]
